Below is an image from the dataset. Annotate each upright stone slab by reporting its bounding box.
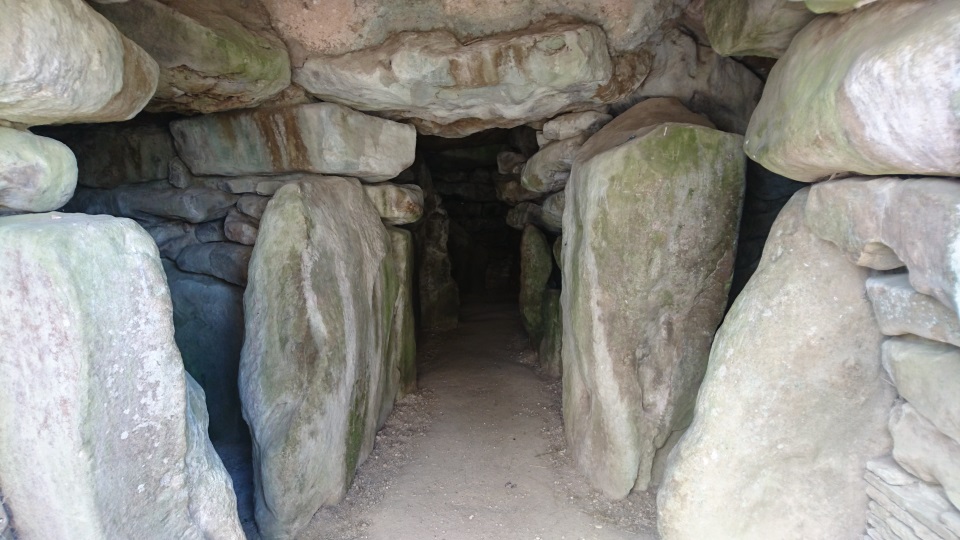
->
[745,0,960,181]
[93,0,291,114]
[0,0,158,125]
[657,192,895,540]
[170,103,416,182]
[0,212,242,539]
[539,289,563,379]
[561,98,745,498]
[0,127,77,214]
[520,224,553,347]
[239,178,395,540]
[704,0,815,58]
[381,227,417,426]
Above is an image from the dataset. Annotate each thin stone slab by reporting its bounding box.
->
[175,242,252,286]
[0,127,77,214]
[890,402,960,510]
[520,224,553,347]
[170,102,415,182]
[0,0,158,125]
[363,183,424,225]
[0,212,242,539]
[882,337,960,445]
[382,227,417,423]
[542,111,612,141]
[539,289,563,379]
[143,220,201,260]
[67,184,238,224]
[866,465,960,540]
[867,274,960,348]
[745,0,960,181]
[563,98,745,499]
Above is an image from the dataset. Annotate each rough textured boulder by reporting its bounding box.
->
[0,127,77,214]
[611,29,762,134]
[542,111,612,141]
[704,0,815,57]
[93,0,291,114]
[171,103,416,182]
[176,242,252,286]
[745,0,960,181]
[0,212,242,539]
[539,289,563,379]
[657,192,895,540]
[294,22,631,137]
[867,274,960,348]
[882,337,960,446]
[40,123,176,189]
[163,261,247,444]
[363,183,424,225]
[561,98,745,498]
[890,402,960,510]
[224,209,259,245]
[805,178,960,312]
[237,194,270,219]
[264,0,685,62]
[520,225,553,347]
[67,183,239,224]
[541,192,565,232]
[520,134,587,193]
[239,178,396,540]
[0,0,158,125]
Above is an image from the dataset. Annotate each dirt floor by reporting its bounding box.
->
[225,298,659,539]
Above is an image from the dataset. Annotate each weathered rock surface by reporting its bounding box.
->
[237,194,270,219]
[704,0,815,57]
[521,134,587,193]
[542,111,612,141]
[866,457,960,540]
[805,178,960,311]
[657,192,895,540]
[520,225,553,347]
[294,22,630,137]
[264,0,685,62]
[562,98,745,498]
[506,202,558,233]
[539,289,563,379]
[163,260,247,443]
[882,337,960,445]
[0,0,158,125]
[171,103,416,182]
[224,209,259,245]
[67,184,239,224]
[382,227,417,422]
[176,242,252,286]
[363,183,424,225]
[0,127,77,214]
[414,164,460,331]
[40,123,176,189]
[0,212,242,539]
[497,152,527,175]
[890,402,960,509]
[541,191,565,232]
[494,175,542,205]
[143,220,201,260]
[239,178,394,540]
[867,274,960,348]
[745,0,960,181]
[795,0,881,14]
[93,0,292,114]
[612,29,762,134]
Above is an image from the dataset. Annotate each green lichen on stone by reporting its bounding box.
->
[519,224,554,347]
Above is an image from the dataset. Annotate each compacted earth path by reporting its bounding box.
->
[292,298,658,540]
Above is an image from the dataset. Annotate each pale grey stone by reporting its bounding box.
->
[890,402,960,510]
[363,183,424,225]
[0,0,158,125]
[239,178,395,539]
[541,191,564,232]
[520,134,587,194]
[563,98,745,499]
[792,0,881,14]
[745,0,960,181]
[0,127,77,214]
[380,227,417,426]
[658,192,895,540]
[542,111,612,141]
[93,0,291,114]
[867,274,960,348]
[236,194,270,220]
[170,103,416,182]
[224,209,259,246]
[0,212,241,539]
[866,470,959,540]
[293,22,628,137]
[882,337,960,445]
[176,242,252,286]
[704,0,815,57]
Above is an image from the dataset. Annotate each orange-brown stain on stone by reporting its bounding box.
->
[249,108,313,172]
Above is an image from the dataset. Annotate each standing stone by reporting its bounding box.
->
[92,0,292,114]
[704,0,815,58]
[0,212,242,539]
[380,227,417,427]
[170,103,416,182]
[520,134,588,194]
[0,0,158,125]
[239,178,394,540]
[745,0,960,181]
[539,289,563,379]
[520,224,553,347]
[163,261,247,443]
[363,183,425,225]
[889,402,960,510]
[657,192,895,540]
[0,127,77,214]
[293,22,624,137]
[561,98,744,498]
